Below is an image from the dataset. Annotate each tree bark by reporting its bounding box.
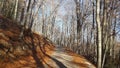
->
[96,0,102,68]
[14,0,18,20]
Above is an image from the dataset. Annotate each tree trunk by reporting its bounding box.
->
[96,0,102,68]
[14,0,18,20]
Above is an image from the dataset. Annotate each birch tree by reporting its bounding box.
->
[96,0,102,68]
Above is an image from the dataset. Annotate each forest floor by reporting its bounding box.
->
[0,15,96,68]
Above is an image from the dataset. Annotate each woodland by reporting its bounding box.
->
[0,0,120,68]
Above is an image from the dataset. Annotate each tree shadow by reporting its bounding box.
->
[45,53,67,68]
[23,31,67,68]
[31,44,44,68]
[39,43,67,68]
[24,31,44,68]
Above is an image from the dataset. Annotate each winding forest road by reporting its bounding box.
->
[50,46,79,68]
[44,46,96,68]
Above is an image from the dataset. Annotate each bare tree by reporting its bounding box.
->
[96,0,102,67]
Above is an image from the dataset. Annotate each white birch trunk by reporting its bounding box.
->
[96,0,102,68]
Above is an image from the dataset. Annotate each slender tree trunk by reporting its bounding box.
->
[14,0,18,20]
[96,0,102,68]
[102,0,108,67]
